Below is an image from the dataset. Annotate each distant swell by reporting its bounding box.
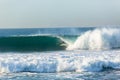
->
[0,35,67,52]
[67,27,120,50]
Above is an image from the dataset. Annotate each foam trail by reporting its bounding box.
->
[67,27,120,50]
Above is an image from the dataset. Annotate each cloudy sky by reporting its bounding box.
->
[0,0,120,28]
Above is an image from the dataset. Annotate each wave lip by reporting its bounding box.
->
[0,50,120,73]
[67,27,120,50]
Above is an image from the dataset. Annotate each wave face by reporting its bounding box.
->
[0,35,67,52]
[67,27,120,50]
[0,50,120,73]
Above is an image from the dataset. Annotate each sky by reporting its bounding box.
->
[0,0,120,28]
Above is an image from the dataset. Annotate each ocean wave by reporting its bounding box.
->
[0,27,120,52]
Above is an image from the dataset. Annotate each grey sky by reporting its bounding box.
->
[0,0,120,28]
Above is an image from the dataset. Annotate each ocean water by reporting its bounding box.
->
[0,27,120,80]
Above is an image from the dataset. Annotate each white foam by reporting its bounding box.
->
[67,27,120,50]
[0,50,120,73]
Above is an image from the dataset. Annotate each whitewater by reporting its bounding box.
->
[0,50,120,73]
[0,27,120,80]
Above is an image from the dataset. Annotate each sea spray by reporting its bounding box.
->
[67,27,120,50]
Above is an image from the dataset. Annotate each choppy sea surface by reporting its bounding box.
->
[0,27,120,80]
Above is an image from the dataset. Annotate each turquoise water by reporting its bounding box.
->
[0,27,120,80]
[0,36,66,52]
